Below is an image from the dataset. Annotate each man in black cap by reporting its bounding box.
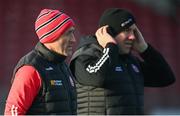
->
[70,8,175,115]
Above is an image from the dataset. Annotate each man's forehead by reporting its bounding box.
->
[129,24,136,29]
[68,27,75,31]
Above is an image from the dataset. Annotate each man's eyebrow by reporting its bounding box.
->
[68,29,75,33]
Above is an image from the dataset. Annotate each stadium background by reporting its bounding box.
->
[0,0,179,114]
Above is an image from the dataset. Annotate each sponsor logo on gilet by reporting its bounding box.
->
[50,80,62,86]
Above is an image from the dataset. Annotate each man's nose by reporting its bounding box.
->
[127,33,135,40]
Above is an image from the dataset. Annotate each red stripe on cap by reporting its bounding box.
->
[35,13,62,32]
[35,10,60,30]
[40,19,74,43]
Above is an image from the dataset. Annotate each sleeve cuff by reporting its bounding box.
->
[140,43,156,59]
[105,43,119,53]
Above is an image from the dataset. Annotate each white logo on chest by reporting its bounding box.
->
[50,80,62,86]
[45,66,53,71]
[115,66,123,72]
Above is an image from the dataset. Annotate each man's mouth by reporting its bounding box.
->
[125,41,133,47]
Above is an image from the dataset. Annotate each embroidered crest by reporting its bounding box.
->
[131,64,140,73]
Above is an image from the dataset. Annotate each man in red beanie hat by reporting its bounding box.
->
[70,8,175,115]
[4,9,77,115]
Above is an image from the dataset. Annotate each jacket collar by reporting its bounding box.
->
[35,42,66,63]
[77,35,98,49]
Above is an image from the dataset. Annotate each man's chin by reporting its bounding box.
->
[66,51,73,56]
[119,49,131,54]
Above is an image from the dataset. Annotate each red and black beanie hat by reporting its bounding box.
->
[35,9,75,43]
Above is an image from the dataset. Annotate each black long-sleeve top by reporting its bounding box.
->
[70,36,175,88]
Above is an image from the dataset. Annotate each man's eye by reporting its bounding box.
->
[64,32,71,36]
[67,30,74,35]
[124,28,134,33]
[124,28,130,32]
